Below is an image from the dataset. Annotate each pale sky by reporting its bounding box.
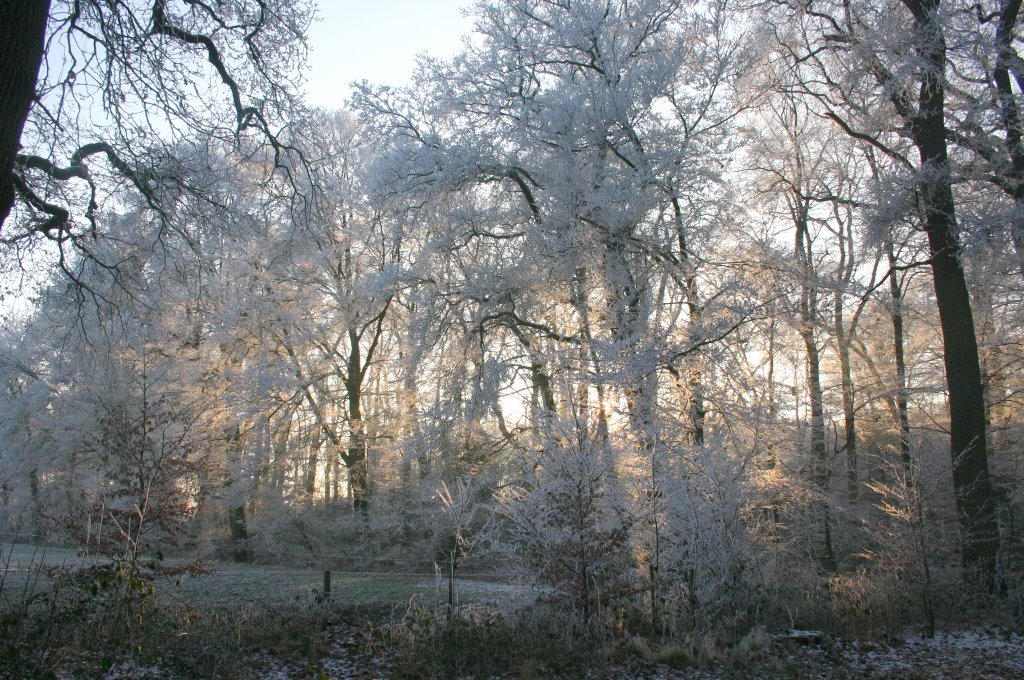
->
[304,0,477,109]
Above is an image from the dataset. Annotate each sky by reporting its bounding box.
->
[304,1,477,109]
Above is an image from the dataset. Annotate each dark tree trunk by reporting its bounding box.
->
[225,424,250,561]
[904,0,998,582]
[0,0,49,229]
[346,328,369,513]
[302,426,321,500]
[530,359,557,415]
[227,505,249,562]
[991,0,1024,276]
[836,317,857,500]
[834,216,858,501]
[672,195,705,447]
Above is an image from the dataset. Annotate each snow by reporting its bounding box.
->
[788,628,1024,680]
[44,615,1024,678]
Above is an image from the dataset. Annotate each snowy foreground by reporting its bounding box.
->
[707,630,1024,680]
[87,627,1024,679]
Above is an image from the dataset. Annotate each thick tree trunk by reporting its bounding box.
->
[923,211,998,578]
[906,0,998,582]
[227,505,249,561]
[0,0,49,229]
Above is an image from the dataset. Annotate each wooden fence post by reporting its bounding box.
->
[448,551,456,621]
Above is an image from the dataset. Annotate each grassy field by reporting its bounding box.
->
[0,541,529,610]
[0,540,540,678]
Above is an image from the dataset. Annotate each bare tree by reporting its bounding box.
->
[0,0,313,269]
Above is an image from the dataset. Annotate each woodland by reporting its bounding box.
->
[1,0,1024,677]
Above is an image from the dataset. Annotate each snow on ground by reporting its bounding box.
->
[239,626,1024,679]
[775,628,1024,680]
[47,624,1024,678]
[10,546,1022,678]
[577,629,1024,679]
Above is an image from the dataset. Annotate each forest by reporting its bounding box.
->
[1,0,1024,677]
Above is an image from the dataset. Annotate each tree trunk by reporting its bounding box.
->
[0,0,49,229]
[886,239,913,482]
[833,221,857,500]
[905,0,997,582]
[346,328,369,513]
[796,203,836,572]
[672,195,705,447]
[835,311,857,500]
[571,266,610,442]
[604,229,654,451]
[304,426,320,501]
[227,504,249,562]
[225,424,251,561]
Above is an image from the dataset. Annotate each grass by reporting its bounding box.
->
[4,540,1023,679]
[1,541,426,678]
[1,541,498,609]
[168,561,432,607]
[1,540,544,678]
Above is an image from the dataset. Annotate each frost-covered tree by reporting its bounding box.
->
[762,0,1000,583]
[354,0,751,459]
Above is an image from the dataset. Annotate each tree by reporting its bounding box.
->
[768,0,1000,583]
[354,0,749,458]
[0,1,48,228]
[0,219,228,551]
[0,0,313,271]
[500,411,633,622]
[747,91,842,570]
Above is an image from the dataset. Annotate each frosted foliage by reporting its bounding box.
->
[499,420,633,618]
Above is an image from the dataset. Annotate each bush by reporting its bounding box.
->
[498,423,634,622]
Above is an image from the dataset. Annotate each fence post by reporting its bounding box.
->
[323,569,331,600]
[448,550,456,621]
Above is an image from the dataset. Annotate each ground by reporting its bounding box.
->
[3,542,1024,678]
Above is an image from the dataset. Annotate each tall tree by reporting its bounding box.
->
[354,0,747,456]
[748,92,840,570]
[771,0,1000,582]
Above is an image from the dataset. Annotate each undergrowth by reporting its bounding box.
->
[0,545,372,679]
[3,541,1022,679]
